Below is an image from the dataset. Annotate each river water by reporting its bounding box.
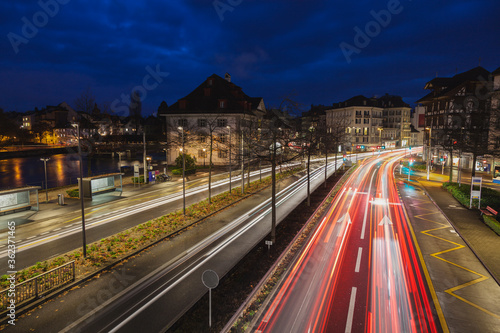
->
[0,154,155,190]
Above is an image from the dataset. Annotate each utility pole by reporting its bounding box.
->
[143,132,147,184]
[241,130,244,194]
[40,157,50,203]
[179,127,186,215]
[227,126,232,193]
[72,123,86,258]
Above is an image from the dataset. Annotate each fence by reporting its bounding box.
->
[0,261,75,312]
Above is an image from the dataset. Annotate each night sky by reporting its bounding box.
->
[1,0,499,116]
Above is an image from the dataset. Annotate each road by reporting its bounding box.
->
[0,167,279,272]
[254,152,443,332]
[8,158,341,332]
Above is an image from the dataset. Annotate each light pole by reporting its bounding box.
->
[163,148,169,175]
[72,123,87,258]
[426,126,432,180]
[40,157,50,203]
[159,113,170,176]
[117,152,123,173]
[241,129,244,194]
[258,128,262,181]
[143,132,147,184]
[203,148,206,167]
[178,126,186,215]
[378,127,383,147]
[227,126,232,193]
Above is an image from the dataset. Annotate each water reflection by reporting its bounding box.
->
[0,154,121,190]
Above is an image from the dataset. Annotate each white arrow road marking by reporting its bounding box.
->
[378,215,393,226]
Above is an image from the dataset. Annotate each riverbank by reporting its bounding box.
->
[0,146,74,159]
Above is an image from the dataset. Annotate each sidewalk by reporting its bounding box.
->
[406,168,500,284]
[0,168,231,231]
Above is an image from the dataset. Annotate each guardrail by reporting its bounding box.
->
[0,261,75,312]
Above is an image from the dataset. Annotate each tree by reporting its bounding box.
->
[130,90,142,133]
[250,107,301,244]
[326,113,350,176]
[198,115,223,204]
[32,121,52,144]
[299,124,321,206]
[73,87,96,114]
[175,153,196,170]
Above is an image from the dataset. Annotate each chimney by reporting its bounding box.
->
[225,72,231,83]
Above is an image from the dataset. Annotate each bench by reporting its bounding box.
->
[480,206,498,216]
[0,205,31,216]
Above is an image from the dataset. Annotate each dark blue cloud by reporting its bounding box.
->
[0,0,499,115]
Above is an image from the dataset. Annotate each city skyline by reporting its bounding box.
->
[1,1,500,115]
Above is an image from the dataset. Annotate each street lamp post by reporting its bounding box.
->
[241,130,244,194]
[426,126,432,180]
[203,148,206,167]
[227,126,232,193]
[258,128,262,181]
[40,157,50,203]
[178,127,186,215]
[117,152,123,173]
[163,148,169,175]
[72,123,87,258]
[378,127,383,147]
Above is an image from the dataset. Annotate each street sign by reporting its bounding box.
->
[470,176,482,209]
[202,270,219,328]
[133,164,139,178]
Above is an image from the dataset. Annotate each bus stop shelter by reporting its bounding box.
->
[78,173,123,200]
[0,186,41,215]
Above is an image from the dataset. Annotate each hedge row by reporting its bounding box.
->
[171,168,196,175]
[482,215,500,236]
[442,182,500,211]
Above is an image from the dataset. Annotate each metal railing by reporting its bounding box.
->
[0,261,75,312]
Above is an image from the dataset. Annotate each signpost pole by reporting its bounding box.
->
[202,270,219,329]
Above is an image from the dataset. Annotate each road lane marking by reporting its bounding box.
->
[410,187,500,321]
[361,166,377,239]
[345,287,357,333]
[354,247,362,273]
[19,235,59,250]
[400,199,451,330]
